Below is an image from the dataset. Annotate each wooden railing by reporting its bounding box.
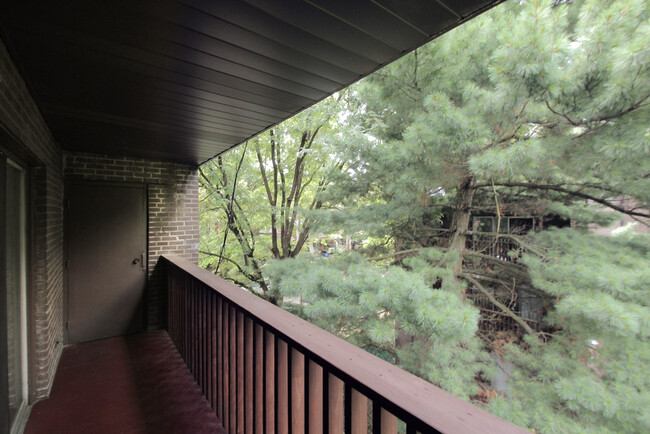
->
[163,255,526,434]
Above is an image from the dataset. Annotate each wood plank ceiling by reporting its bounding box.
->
[0,0,501,165]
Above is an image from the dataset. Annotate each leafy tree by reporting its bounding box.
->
[199,97,347,301]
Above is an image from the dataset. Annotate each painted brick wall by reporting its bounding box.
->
[64,153,199,329]
[0,39,65,402]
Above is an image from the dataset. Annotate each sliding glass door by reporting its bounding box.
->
[2,157,28,433]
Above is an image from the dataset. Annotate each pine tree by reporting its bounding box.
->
[299,0,650,431]
[201,0,650,431]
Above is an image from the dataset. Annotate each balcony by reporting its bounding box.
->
[28,256,524,433]
[1,2,521,432]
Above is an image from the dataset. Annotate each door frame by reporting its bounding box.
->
[0,140,35,434]
[63,180,148,344]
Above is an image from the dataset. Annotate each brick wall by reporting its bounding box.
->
[64,153,199,329]
[1,34,200,404]
[0,39,65,402]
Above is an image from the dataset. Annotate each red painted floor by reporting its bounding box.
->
[25,331,225,434]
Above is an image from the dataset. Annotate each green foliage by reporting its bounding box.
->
[199,96,349,296]
[200,0,650,431]
[310,1,650,431]
[264,253,492,400]
[490,230,650,433]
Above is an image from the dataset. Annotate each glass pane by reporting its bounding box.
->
[5,161,26,427]
[473,217,493,233]
[499,217,508,234]
[508,217,534,235]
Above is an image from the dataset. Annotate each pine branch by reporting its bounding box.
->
[591,93,650,122]
[368,245,530,277]
[463,249,529,276]
[545,100,580,126]
[369,248,423,262]
[476,182,650,219]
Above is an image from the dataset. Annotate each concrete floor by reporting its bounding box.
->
[25,331,225,434]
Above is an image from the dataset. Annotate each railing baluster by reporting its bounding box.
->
[277,339,289,433]
[291,348,305,434]
[322,367,329,434]
[265,331,275,434]
[190,276,196,377]
[197,281,201,386]
[351,388,368,434]
[177,270,182,355]
[223,301,230,431]
[202,288,207,401]
[328,374,344,434]
[308,361,323,434]
[194,282,199,389]
[217,297,224,423]
[189,277,194,378]
[194,282,199,388]
[254,323,264,434]
[245,316,254,434]
[381,409,398,434]
[229,305,236,433]
[372,404,399,434]
[184,272,189,363]
[198,282,202,387]
[175,269,179,350]
[210,291,217,410]
[237,310,245,433]
[172,269,176,345]
[208,288,212,402]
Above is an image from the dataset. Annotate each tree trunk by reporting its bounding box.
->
[447,176,475,293]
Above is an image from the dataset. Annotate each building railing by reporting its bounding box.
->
[468,236,521,262]
[163,255,526,434]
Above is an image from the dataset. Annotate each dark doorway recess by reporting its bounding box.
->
[66,183,146,344]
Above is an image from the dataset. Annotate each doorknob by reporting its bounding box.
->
[133,252,145,271]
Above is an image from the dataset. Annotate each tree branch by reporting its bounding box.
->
[200,250,251,278]
[255,141,275,206]
[462,274,541,340]
[591,93,650,122]
[545,100,580,126]
[476,182,650,219]
[198,166,214,188]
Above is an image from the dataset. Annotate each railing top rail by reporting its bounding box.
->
[163,255,527,434]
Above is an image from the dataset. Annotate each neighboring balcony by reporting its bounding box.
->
[26,256,524,433]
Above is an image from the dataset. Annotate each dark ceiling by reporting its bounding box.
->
[0,0,502,165]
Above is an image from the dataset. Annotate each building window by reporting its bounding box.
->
[473,216,535,235]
